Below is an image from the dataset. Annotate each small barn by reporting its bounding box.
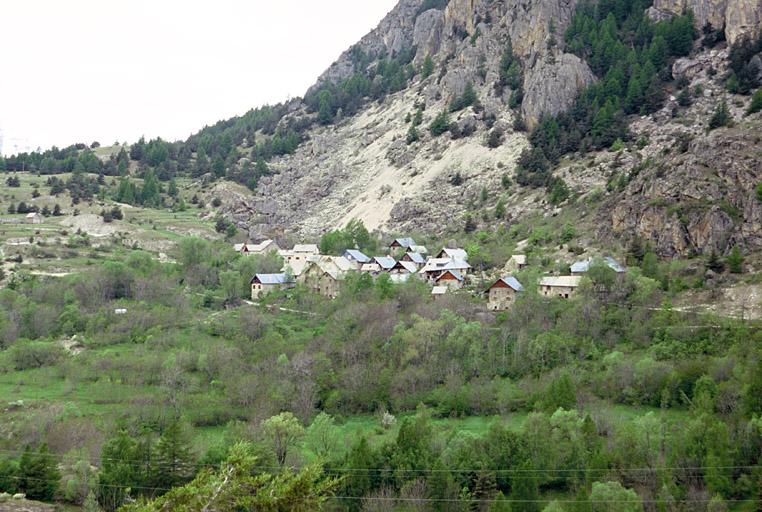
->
[539,276,582,299]
[431,286,448,299]
[25,212,43,224]
[487,277,524,311]
[435,269,464,290]
[250,273,295,300]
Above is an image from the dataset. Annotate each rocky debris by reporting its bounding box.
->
[650,0,762,45]
[0,497,56,512]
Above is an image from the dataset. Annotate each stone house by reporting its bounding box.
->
[508,254,527,270]
[25,212,43,224]
[280,244,320,266]
[389,237,416,251]
[435,269,464,290]
[436,248,468,261]
[420,258,471,282]
[235,239,280,255]
[539,276,582,299]
[402,251,426,268]
[299,260,344,298]
[431,286,448,299]
[487,277,524,311]
[250,273,295,300]
[390,260,417,275]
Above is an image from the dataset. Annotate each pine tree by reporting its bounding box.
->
[429,110,450,136]
[509,462,540,512]
[746,88,762,116]
[726,246,743,273]
[406,125,420,145]
[708,101,732,130]
[18,444,60,501]
[52,204,62,216]
[155,418,195,489]
[422,55,435,78]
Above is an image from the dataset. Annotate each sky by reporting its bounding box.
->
[0,0,398,155]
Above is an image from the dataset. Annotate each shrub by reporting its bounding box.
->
[747,89,762,115]
[708,101,732,130]
[487,129,504,148]
[429,110,450,136]
[9,342,66,370]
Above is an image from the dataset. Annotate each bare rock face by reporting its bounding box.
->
[308,0,424,94]
[650,0,762,44]
[413,9,445,61]
[608,121,762,258]
[522,53,596,130]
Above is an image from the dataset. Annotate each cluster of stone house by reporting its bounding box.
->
[240,237,479,301]
[238,237,625,312]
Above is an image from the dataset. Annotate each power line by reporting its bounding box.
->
[4,476,761,505]
[0,448,758,475]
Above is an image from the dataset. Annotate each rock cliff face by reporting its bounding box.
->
[310,0,593,129]
[222,0,762,259]
[649,0,762,44]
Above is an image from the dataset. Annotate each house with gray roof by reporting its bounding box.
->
[389,238,416,251]
[250,273,295,300]
[343,249,372,266]
[487,277,524,311]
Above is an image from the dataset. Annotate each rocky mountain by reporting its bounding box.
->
[219,0,761,259]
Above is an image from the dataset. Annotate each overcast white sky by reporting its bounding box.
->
[0,0,397,155]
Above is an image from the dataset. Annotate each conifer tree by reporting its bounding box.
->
[155,418,195,489]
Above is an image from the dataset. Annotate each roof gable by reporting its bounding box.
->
[490,277,524,292]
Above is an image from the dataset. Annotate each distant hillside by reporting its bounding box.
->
[2,0,761,258]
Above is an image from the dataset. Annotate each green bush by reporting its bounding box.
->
[8,341,66,370]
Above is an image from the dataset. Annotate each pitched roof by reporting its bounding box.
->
[438,248,468,261]
[248,239,278,253]
[409,245,428,254]
[431,286,449,295]
[360,263,381,273]
[393,260,418,273]
[571,257,625,274]
[436,269,464,282]
[420,258,471,273]
[344,249,371,263]
[26,212,41,218]
[491,277,524,292]
[391,237,416,248]
[293,244,320,254]
[405,252,426,264]
[331,256,355,272]
[251,273,293,285]
[373,256,396,270]
[539,276,583,288]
